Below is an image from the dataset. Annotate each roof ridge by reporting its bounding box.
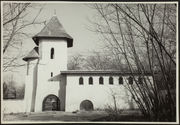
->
[32,16,73,47]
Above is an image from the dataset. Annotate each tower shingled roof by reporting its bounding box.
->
[23,47,39,61]
[32,16,73,47]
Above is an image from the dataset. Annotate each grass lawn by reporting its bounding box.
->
[2,109,148,123]
[2,110,108,122]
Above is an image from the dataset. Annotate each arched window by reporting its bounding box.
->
[50,48,54,59]
[119,76,123,84]
[89,77,93,85]
[80,100,94,111]
[51,72,53,77]
[109,77,113,85]
[128,76,133,85]
[99,77,104,85]
[42,94,60,111]
[138,76,143,84]
[79,77,83,85]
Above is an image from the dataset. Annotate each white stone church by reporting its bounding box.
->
[3,15,153,113]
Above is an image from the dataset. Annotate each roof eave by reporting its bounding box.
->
[60,70,152,76]
[22,57,39,62]
[32,36,73,47]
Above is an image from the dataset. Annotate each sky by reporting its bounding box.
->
[25,3,102,55]
[3,2,104,85]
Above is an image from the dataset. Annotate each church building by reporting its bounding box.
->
[22,15,153,112]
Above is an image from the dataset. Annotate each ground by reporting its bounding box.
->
[2,109,147,122]
[3,111,108,122]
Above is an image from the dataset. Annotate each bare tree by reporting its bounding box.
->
[68,54,85,70]
[3,82,8,99]
[68,50,128,71]
[3,2,45,72]
[84,50,128,71]
[84,51,111,70]
[88,3,176,121]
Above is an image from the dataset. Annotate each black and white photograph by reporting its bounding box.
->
[1,1,179,124]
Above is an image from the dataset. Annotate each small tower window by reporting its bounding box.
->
[99,77,104,85]
[79,77,83,85]
[129,76,133,85]
[109,77,113,85]
[119,76,123,84]
[51,72,53,77]
[50,48,54,59]
[89,77,93,85]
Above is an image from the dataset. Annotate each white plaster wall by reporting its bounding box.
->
[34,38,67,112]
[39,38,67,73]
[24,76,33,112]
[34,80,60,112]
[24,59,38,112]
[2,100,25,114]
[66,75,140,112]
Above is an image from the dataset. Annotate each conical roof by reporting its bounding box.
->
[23,47,39,61]
[32,16,73,47]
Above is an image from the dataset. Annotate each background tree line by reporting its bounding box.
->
[3,81,25,99]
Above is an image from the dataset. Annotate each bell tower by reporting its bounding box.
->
[32,15,73,75]
[23,15,73,112]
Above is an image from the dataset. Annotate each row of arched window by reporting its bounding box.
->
[79,76,143,85]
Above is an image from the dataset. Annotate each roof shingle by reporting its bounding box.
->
[23,47,39,61]
[32,16,73,47]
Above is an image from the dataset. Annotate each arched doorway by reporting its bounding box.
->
[80,100,94,111]
[42,94,60,111]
